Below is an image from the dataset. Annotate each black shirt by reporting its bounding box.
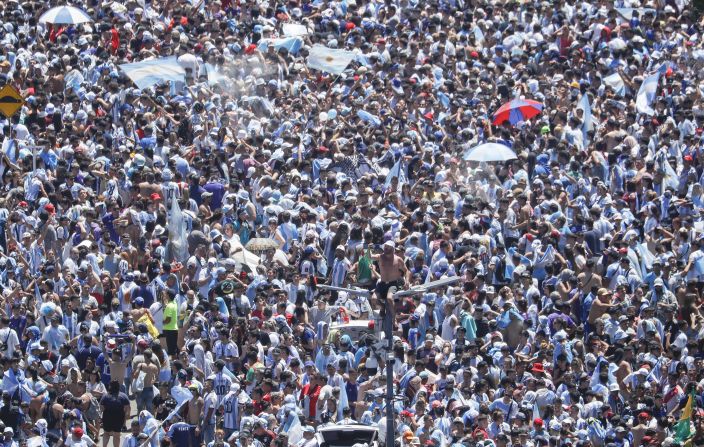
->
[0,402,22,433]
[100,392,130,422]
[153,394,171,421]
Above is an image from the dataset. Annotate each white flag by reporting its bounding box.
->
[603,73,626,96]
[306,45,356,75]
[167,195,189,262]
[282,23,309,37]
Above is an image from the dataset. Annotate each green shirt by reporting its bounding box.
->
[163,301,178,331]
[357,251,373,282]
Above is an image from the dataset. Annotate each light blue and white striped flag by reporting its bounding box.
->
[694,256,704,278]
[616,8,657,20]
[577,93,593,144]
[534,244,555,269]
[357,109,382,127]
[64,70,84,94]
[306,45,357,75]
[384,157,407,190]
[473,26,485,44]
[603,73,626,96]
[257,37,304,55]
[533,399,541,420]
[204,63,227,86]
[119,56,186,90]
[34,281,43,305]
[636,71,660,115]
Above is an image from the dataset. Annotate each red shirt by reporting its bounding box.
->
[251,309,265,323]
[300,383,321,418]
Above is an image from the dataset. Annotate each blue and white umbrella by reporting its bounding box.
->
[462,143,517,162]
[39,6,93,25]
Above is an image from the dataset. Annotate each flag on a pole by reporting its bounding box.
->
[636,71,660,115]
[306,45,357,75]
[675,391,695,443]
[384,158,407,190]
[577,93,593,144]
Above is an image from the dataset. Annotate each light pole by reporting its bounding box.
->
[383,276,462,447]
[319,277,461,447]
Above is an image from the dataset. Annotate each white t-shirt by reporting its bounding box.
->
[203,390,219,425]
[65,435,95,447]
[0,327,20,359]
[149,302,164,333]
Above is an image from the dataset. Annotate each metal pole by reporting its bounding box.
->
[316,284,371,298]
[383,276,461,447]
[385,287,395,447]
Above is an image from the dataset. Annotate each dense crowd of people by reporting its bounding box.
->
[0,0,703,447]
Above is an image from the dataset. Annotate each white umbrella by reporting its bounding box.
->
[39,6,93,25]
[462,143,517,162]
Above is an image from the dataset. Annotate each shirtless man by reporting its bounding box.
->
[132,349,159,413]
[614,346,634,399]
[372,240,409,303]
[108,348,129,392]
[577,258,602,294]
[630,411,650,447]
[514,193,533,232]
[186,384,205,426]
[587,288,619,331]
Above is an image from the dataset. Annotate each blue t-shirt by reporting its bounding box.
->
[203,183,225,210]
[168,422,197,447]
[96,353,111,386]
[76,345,102,370]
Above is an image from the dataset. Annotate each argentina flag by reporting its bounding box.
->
[577,93,593,144]
[384,157,407,190]
[119,56,186,89]
[306,45,357,75]
[635,71,660,115]
[603,72,626,96]
[257,37,304,55]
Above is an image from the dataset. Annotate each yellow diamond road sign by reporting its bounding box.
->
[0,84,25,119]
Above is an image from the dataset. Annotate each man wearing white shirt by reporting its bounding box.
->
[296,426,318,447]
[0,317,19,360]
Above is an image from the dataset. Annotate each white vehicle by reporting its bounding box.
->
[329,318,381,343]
[316,424,379,447]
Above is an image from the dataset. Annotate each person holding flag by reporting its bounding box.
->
[674,384,698,445]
